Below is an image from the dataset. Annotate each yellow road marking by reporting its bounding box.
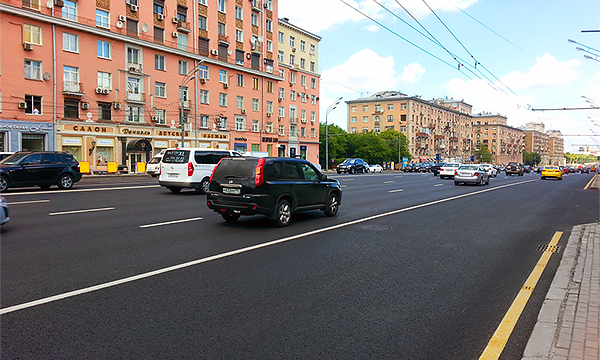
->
[583,173,597,190]
[479,231,563,360]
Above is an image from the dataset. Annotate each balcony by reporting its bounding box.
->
[251,0,262,11]
[128,63,143,74]
[62,81,83,95]
[126,92,146,103]
[416,132,429,137]
[289,117,298,124]
[177,20,191,33]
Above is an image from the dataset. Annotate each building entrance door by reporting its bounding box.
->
[129,153,145,173]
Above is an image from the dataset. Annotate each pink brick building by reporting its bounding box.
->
[0,0,321,172]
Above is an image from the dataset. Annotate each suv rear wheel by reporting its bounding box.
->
[323,193,340,217]
[0,177,7,192]
[273,199,291,227]
[57,174,74,190]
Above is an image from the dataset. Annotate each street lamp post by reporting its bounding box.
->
[325,97,343,172]
[179,61,204,147]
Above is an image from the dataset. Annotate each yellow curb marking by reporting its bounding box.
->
[583,173,597,190]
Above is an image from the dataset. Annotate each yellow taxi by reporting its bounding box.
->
[541,166,563,180]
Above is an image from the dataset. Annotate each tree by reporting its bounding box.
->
[378,130,411,162]
[523,151,541,165]
[474,145,492,163]
[319,123,347,168]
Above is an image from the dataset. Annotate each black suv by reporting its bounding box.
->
[0,151,82,191]
[505,162,524,176]
[336,158,368,174]
[207,157,342,227]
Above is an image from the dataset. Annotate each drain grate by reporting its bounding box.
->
[537,244,560,253]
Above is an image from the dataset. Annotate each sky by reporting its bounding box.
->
[278,0,600,153]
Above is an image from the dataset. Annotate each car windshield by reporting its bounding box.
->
[148,157,162,164]
[0,153,30,165]
[544,166,559,170]
[343,159,356,164]
[459,165,479,170]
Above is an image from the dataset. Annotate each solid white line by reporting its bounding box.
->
[434,184,444,187]
[383,181,395,184]
[8,200,50,205]
[49,207,115,216]
[3,185,160,196]
[140,217,203,228]
[341,185,348,188]
[388,189,404,193]
[0,178,538,315]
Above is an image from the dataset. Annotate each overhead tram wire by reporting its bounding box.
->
[337,0,474,81]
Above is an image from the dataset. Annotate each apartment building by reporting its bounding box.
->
[471,113,524,165]
[523,122,550,165]
[547,130,565,165]
[0,0,320,172]
[346,92,473,161]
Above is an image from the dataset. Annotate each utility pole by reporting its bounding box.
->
[325,97,343,172]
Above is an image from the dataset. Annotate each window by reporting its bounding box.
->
[97,40,110,59]
[153,0,164,14]
[155,82,166,98]
[266,40,273,53]
[24,94,42,114]
[64,98,79,119]
[179,85,188,101]
[198,15,207,31]
[219,69,227,83]
[251,13,258,26]
[300,40,305,52]
[266,122,273,133]
[266,19,272,32]
[154,109,166,125]
[62,1,77,21]
[301,75,306,87]
[236,96,243,109]
[96,9,109,28]
[266,101,273,113]
[301,127,306,137]
[290,72,296,84]
[363,105,368,111]
[278,32,283,43]
[176,5,187,22]
[290,36,295,47]
[200,115,209,129]
[252,98,259,111]
[289,54,295,65]
[24,24,42,45]
[310,61,315,72]
[235,6,242,20]
[236,29,243,42]
[177,33,187,50]
[219,93,227,107]
[401,103,407,110]
[126,18,138,36]
[63,65,79,91]
[97,71,111,89]
[178,60,188,75]
[299,59,305,69]
[311,128,316,138]
[217,0,226,12]
[264,0,272,10]
[290,90,296,101]
[154,27,164,43]
[311,78,316,89]
[252,78,259,90]
[24,60,41,80]
[363,116,368,123]
[387,115,394,122]
[266,81,273,93]
[235,117,245,131]
[279,125,284,135]
[235,49,244,65]
[278,51,284,62]
[126,106,141,122]
[279,106,285,117]
[351,127,357,133]
[127,48,140,64]
[252,120,259,132]
[278,88,285,99]
[98,102,112,121]
[155,54,166,70]
[200,90,209,104]
[23,0,40,10]
[217,22,226,36]
[290,125,297,137]
[219,117,227,130]
[351,117,357,123]
[236,73,244,86]
[198,0,207,5]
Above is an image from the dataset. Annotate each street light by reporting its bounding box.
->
[325,96,343,172]
[179,61,204,147]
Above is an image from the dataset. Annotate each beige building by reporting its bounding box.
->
[547,130,565,165]
[346,92,473,162]
[471,114,524,164]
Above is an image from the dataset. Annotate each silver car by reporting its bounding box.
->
[1,196,9,226]
[454,164,490,186]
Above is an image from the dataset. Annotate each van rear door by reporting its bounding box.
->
[160,149,191,181]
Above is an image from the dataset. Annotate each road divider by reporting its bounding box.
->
[0,178,538,315]
[49,207,115,216]
[140,217,203,228]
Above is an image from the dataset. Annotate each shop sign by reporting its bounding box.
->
[97,139,113,146]
[154,141,168,148]
[234,137,247,142]
[0,124,53,132]
[63,137,81,145]
[122,128,151,136]
[155,130,190,137]
[70,125,110,133]
[262,137,279,143]
[201,133,228,140]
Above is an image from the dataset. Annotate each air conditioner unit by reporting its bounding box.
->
[211,49,219,55]
[246,53,252,59]
[291,48,296,52]
[54,0,64,7]
[23,42,34,51]
[264,2,268,8]
[95,87,103,94]
[102,88,109,94]
[309,50,315,55]
[278,117,283,121]
[241,109,246,114]
[278,98,283,102]
[18,102,27,109]
[223,83,229,89]
[172,17,179,24]
[119,15,126,22]
[151,116,157,122]
[172,32,178,38]
[113,102,121,110]
[200,78,206,84]
[130,4,138,12]
[81,102,90,110]
[157,13,165,20]
[266,113,272,117]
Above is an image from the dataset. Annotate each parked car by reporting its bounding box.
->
[438,163,461,179]
[159,148,242,194]
[368,164,383,173]
[0,196,9,226]
[505,162,524,176]
[0,152,15,162]
[418,162,433,173]
[336,158,368,174]
[206,157,342,227]
[581,167,590,174]
[146,151,164,177]
[0,151,82,192]
[430,163,445,176]
[523,165,532,173]
[479,163,497,177]
[403,163,418,173]
[454,164,490,186]
[541,166,563,180]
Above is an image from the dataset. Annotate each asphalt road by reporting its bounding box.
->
[1,171,598,359]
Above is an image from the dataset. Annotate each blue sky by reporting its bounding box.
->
[279,0,600,153]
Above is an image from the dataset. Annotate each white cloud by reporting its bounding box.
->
[401,63,426,83]
[502,54,580,89]
[364,25,380,32]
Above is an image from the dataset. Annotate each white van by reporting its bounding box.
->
[159,148,242,193]
[146,150,165,177]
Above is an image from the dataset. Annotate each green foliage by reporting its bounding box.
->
[523,151,542,165]
[564,152,597,164]
[474,145,492,163]
[318,125,411,167]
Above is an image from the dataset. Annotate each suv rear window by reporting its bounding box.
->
[212,158,259,180]
[194,151,233,165]
[163,150,190,163]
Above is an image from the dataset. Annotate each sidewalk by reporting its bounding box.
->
[522,220,599,359]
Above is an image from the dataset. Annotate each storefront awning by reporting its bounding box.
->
[127,139,152,152]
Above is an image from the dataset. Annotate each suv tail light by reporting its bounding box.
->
[209,157,225,183]
[188,162,194,177]
[255,158,266,186]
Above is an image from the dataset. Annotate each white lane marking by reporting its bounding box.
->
[341,185,348,188]
[8,200,50,205]
[49,207,115,216]
[383,181,395,184]
[388,189,404,193]
[434,184,444,187]
[342,178,355,181]
[3,185,160,196]
[140,217,203,228]
[0,178,538,315]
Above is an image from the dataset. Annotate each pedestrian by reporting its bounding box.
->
[32,107,39,114]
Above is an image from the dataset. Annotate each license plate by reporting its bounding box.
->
[460,172,470,176]
[167,173,178,178]
[222,187,240,195]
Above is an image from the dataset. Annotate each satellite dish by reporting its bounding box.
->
[227,50,233,55]
[46,0,54,8]
[141,23,149,33]
[250,37,257,44]
[43,72,51,81]
[116,21,124,29]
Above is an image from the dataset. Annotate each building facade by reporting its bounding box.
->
[471,114,524,165]
[0,0,320,172]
